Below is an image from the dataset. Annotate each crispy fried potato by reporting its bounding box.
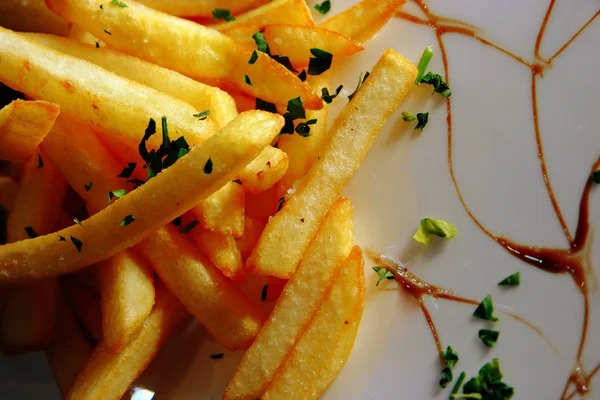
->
[0,0,70,36]
[45,0,322,109]
[235,215,267,259]
[135,0,269,17]
[224,197,353,400]
[194,181,245,237]
[66,282,189,400]
[99,251,155,352]
[0,175,18,211]
[46,291,93,396]
[238,145,289,194]
[263,246,366,400]
[319,0,406,42]
[214,0,314,31]
[0,99,60,163]
[188,224,244,280]
[63,277,103,343]
[65,25,101,46]
[0,111,283,284]
[0,27,216,152]
[136,226,266,350]
[248,50,416,278]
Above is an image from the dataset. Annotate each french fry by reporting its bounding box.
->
[66,282,189,400]
[0,110,283,284]
[194,181,245,237]
[42,116,266,350]
[46,291,93,396]
[248,50,417,278]
[65,24,101,46]
[135,0,270,17]
[224,197,354,400]
[0,0,70,36]
[238,145,289,194]
[99,251,155,352]
[214,0,314,31]
[319,0,406,42]
[0,176,18,211]
[0,99,60,163]
[188,225,244,280]
[45,0,323,109]
[235,215,267,259]
[263,246,366,400]
[62,277,103,343]
[0,27,216,152]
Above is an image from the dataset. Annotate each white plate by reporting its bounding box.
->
[2,0,600,399]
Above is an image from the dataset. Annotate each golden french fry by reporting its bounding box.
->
[0,0,70,36]
[214,0,314,31]
[0,99,60,163]
[235,215,267,259]
[238,145,289,194]
[63,277,103,343]
[135,0,269,17]
[99,251,155,352]
[46,290,93,396]
[23,33,237,130]
[0,175,19,211]
[45,0,322,109]
[65,24,101,46]
[0,27,216,152]
[194,181,245,237]
[0,111,283,284]
[263,246,366,399]
[319,0,406,42]
[66,282,189,400]
[224,197,354,400]
[188,224,244,280]
[248,50,416,278]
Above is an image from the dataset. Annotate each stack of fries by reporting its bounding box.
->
[0,0,416,398]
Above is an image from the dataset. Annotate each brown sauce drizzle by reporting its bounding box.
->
[394,1,600,397]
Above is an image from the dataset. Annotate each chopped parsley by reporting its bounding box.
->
[458,359,514,400]
[118,162,136,178]
[440,345,459,388]
[402,111,417,121]
[249,50,259,65]
[421,72,451,98]
[261,284,268,301]
[73,217,84,227]
[590,169,600,183]
[203,158,213,174]
[178,220,199,234]
[193,110,210,120]
[314,0,331,14]
[108,189,127,202]
[372,266,394,286]
[295,118,317,137]
[250,32,297,71]
[71,236,83,252]
[451,371,467,398]
[252,31,270,54]
[95,41,100,48]
[279,97,306,135]
[212,8,235,21]
[478,329,499,347]
[100,4,104,10]
[172,216,182,227]
[298,69,307,81]
[498,272,520,286]
[348,71,370,101]
[37,155,44,168]
[110,0,128,7]
[473,295,499,322]
[25,226,37,238]
[84,182,93,192]
[210,353,224,359]
[232,179,242,185]
[321,85,343,104]
[308,48,333,75]
[413,218,457,244]
[244,75,253,86]
[119,214,135,227]
[255,98,278,113]
[271,55,297,72]
[58,235,66,242]
[276,197,285,212]
[103,29,112,35]
[415,112,429,130]
[441,367,454,389]
[415,46,433,83]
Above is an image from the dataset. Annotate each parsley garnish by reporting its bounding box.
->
[172,216,182,227]
[58,235,66,241]
[84,182,93,192]
[255,98,278,113]
[271,55,298,72]
[37,155,44,168]
[210,353,224,359]
[261,284,268,301]
[108,189,127,202]
[421,72,451,98]
[95,41,100,48]
[71,236,83,252]
[440,345,459,388]
[276,197,285,212]
[459,359,514,400]
[178,220,199,234]
[590,169,600,183]
[74,217,84,227]
[279,97,306,135]
[402,111,416,121]
[441,367,454,388]
[252,31,270,54]
[308,48,333,75]
[321,85,343,104]
[348,71,370,101]
[244,75,253,86]
[298,69,307,81]
[100,4,104,10]
[232,179,242,185]
[212,8,235,21]
[478,329,499,347]
[120,214,135,227]
[249,50,259,65]
[415,112,429,130]
[372,266,394,286]
[473,295,499,322]
[314,0,331,14]
[451,371,467,398]
[25,226,37,238]
[103,29,112,35]
[118,162,136,178]
[110,0,128,7]
[203,158,213,174]
[413,218,457,244]
[295,119,317,137]
[193,110,210,120]
[415,46,433,83]
[498,272,520,286]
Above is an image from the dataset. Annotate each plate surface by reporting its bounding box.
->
[1,0,600,399]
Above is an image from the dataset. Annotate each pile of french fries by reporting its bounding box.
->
[0,0,416,398]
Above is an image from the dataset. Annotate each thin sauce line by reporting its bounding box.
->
[548,10,600,63]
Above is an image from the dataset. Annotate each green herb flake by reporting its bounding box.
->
[478,329,499,347]
[348,71,370,101]
[451,394,482,399]
[71,236,83,252]
[271,54,298,72]
[442,345,459,368]
[298,69,307,82]
[204,158,213,174]
[415,112,429,130]
[402,111,417,121]
[172,216,182,227]
[37,154,44,168]
[421,72,452,98]
[498,272,520,286]
[212,8,235,21]
[279,97,306,135]
[314,0,331,14]
[193,110,210,120]
[450,371,467,399]
[244,75,253,86]
[232,179,242,185]
[100,4,104,10]
[120,214,135,227]
[108,189,127,202]
[413,218,457,244]
[249,50,259,65]
[210,353,224,359]
[118,162,137,178]
[84,182,93,192]
[261,284,268,301]
[590,169,600,183]
[460,359,513,400]
[255,98,278,113]
[295,118,317,137]
[277,197,285,212]
[321,85,343,104]
[308,48,333,76]
[372,266,394,286]
[95,41,100,48]
[252,31,270,54]
[473,295,499,322]
[440,367,453,388]
[58,235,66,242]
[25,226,38,238]
[415,46,433,83]
[110,0,128,7]
[103,29,112,35]
[178,220,199,234]
[74,217,84,227]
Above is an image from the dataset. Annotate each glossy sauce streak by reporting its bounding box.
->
[395,1,600,398]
